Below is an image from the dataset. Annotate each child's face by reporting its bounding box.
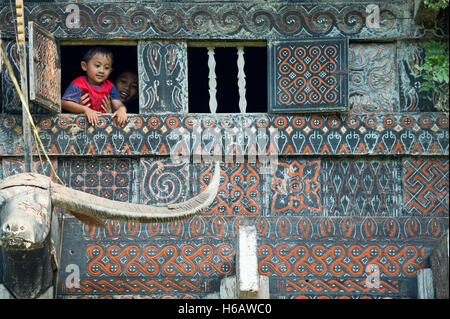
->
[115,72,138,104]
[81,53,113,86]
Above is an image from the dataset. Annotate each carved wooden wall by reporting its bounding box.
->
[0,0,448,299]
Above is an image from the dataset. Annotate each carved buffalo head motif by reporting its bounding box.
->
[0,162,221,249]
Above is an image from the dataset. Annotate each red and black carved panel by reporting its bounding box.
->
[195,162,262,217]
[269,38,348,112]
[403,159,449,217]
[269,160,322,215]
[140,159,191,206]
[57,219,234,297]
[259,241,429,298]
[1,40,52,115]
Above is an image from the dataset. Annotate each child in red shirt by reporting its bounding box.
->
[62,47,127,127]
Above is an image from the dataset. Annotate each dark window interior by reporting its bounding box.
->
[60,45,139,113]
[188,46,267,113]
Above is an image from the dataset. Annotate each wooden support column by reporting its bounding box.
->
[16,0,32,172]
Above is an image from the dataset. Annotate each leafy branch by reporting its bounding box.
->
[423,0,449,11]
[414,40,449,115]
[413,0,449,116]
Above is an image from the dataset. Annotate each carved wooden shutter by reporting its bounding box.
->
[28,21,61,113]
[268,38,348,113]
[138,41,188,113]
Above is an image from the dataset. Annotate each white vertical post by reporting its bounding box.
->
[237,46,247,113]
[417,268,434,299]
[237,225,259,298]
[207,47,217,114]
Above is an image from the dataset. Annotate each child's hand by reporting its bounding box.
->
[112,106,127,128]
[100,96,113,114]
[79,93,91,107]
[83,107,101,126]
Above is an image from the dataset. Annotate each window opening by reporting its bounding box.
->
[60,45,139,114]
[188,44,267,113]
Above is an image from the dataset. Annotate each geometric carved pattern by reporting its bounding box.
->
[283,278,404,298]
[59,159,134,203]
[84,242,233,278]
[196,162,262,216]
[75,215,448,243]
[1,40,52,115]
[349,44,397,113]
[322,160,401,216]
[57,222,234,296]
[403,159,449,217]
[259,243,426,278]
[8,113,446,157]
[269,38,348,112]
[259,241,428,298]
[270,160,321,214]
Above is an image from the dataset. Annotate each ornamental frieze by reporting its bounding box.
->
[0,113,447,156]
[0,2,415,40]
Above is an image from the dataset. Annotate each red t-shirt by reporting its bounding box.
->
[62,76,120,113]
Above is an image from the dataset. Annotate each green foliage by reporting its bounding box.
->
[424,0,449,11]
[414,40,449,114]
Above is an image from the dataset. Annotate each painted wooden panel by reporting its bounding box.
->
[138,41,187,113]
[268,38,348,112]
[3,113,445,157]
[349,43,398,113]
[28,22,61,113]
[403,158,449,217]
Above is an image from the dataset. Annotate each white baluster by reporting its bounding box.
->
[207,47,217,114]
[237,46,247,113]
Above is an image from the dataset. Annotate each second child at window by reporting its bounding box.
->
[61,46,128,127]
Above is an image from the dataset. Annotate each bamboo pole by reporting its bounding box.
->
[16,0,33,172]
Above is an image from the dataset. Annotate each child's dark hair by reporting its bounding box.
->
[82,46,114,64]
